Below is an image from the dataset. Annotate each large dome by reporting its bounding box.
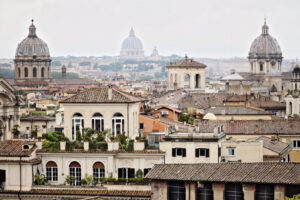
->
[249,21,282,58]
[121,28,143,50]
[15,21,50,57]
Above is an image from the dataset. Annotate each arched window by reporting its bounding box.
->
[18,68,21,78]
[92,113,104,132]
[46,161,58,181]
[93,162,105,183]
[184,74,190,89]
[195,74,200,88]
[41,67,45,78]
[33,67,37,78]
[72,113,84,140]
[112,113,124,136]
[24,67,28,78]
[289,102,293,115]
[69,162,81,185]
[260,63,264,72]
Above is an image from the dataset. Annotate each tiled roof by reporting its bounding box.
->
[21,115,55,122]
[205,106,271,115]
[0,158,41,164]
[255,136,291,155]
[3,188,151,197]
[225,120,300,135]
[166,56,207,69]
[60,87,143,103]
[146,163,300,185]
[50,78,100,85]
[0,140,36,157]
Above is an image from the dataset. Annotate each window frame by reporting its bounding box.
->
[195,148,210,158]
[292,140,300,148]
[227,147,235,156]
[172,148,186,157]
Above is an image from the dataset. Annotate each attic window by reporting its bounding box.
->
[23,145,29,150]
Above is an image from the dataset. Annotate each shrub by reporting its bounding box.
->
[34,169,47,185]
[136,169,143,179]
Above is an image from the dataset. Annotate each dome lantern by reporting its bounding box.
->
[28,19,37,38]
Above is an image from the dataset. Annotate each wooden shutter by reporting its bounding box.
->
[129,168,135,178]
[183,148,186,157]
[206,149,210,158]
[172,148,176,157]
[195,149,199,157]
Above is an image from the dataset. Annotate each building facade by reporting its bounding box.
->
[60,87,142,140]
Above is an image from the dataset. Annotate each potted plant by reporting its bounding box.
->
[37,136,42,142]
[110,136,116,142]
[135,136,141,142]
[11,125,20,139]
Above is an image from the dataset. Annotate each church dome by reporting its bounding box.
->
[15,20,50,57]
[249,20,282,58]
[121,28,143,50]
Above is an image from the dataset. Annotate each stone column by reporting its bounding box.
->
[213,183,225,200]
[151,181,168,200]
[190,73,195,89]
[243,184,255,200]
[274,184,285,200]
[185,182,196,200]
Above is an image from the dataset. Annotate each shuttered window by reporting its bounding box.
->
[195,148,210,158]
[172,148,186,157]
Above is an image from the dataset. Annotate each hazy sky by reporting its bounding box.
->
[1,0,300,59]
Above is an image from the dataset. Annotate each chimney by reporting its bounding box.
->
[60,139,66,151]
[108,85,112,100]
[84,140,89,151]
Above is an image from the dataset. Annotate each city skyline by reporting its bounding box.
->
[1,0,300,59]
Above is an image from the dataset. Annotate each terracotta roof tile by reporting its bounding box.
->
[166,56,207,69]
[60,87,143,103]
[0,140,36,157]
[146,163,300,184]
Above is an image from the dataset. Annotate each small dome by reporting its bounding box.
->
[121,28,143,50]
[15,20,50,57]
[249,20,282,58]
[293,64,300,74]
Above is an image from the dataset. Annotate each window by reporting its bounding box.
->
[144,168,151,177]
[18,68,21,78]
[112,113,124,136]
[92,113,104,132]
[41,67,45,78]
[255,184,274,200]
[172,148,186,157]
[24,67,28,78]
[46,161,58,181]
[227,148,235,156]
[69,162,81,185]
[118,168,135,179]
[292,140,300,148]
[197,182,213,200]
[139,123,144,129]
[168,181,185,200]
[260,63,264,71]
[225,183,243,200]
[33,67,37,78]
[72,113,84,140]
[195,148,210,158]
[93,162,105,183]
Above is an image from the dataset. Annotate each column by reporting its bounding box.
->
[151,181,168,200]
[243,184,255,200]
[185,182,196,200]
[274,184,285,200]
[213,183,225,200]
[190,73,195,89]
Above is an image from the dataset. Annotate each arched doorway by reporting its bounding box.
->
[93,162,105,183]
[289,102,293,115]
[69,161,81,185]
[112,113,124,136]
[46,161,58,181]
[92,113,104,132]
[72,113,84,140]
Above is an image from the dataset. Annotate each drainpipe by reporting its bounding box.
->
[18,156,22,200]
[127,103,129,137]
